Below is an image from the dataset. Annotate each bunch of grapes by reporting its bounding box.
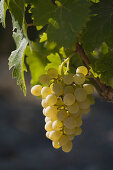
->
[31,66,95,152]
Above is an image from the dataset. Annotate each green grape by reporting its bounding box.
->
[58,135,69,146]
[64,85,74,94]
[74,88,87,102]
[47,68,58,79]
[62,140,72,152]
[41,99,48,108]
[67,102,79,114]
[52,82,64,96]
[45,116,51,123]
[45,94,57,106]
[39,74,51,84]
[63,74,74,85]
[74,127,82,136]
[67,134,75,141]
[49,130,62,141]
[45,106,58,120]
[63,93,75,106]
[64,116,77,129]
[78,98,90,109]
[76,66,88,76]
[74,73,85,85]
[46,131,50,139]
[41,86,52,98]
[64,127,82,135]
[81,107,90,114]
[52,141,61,149]
[57,109,67,121]
[31,85,42,96]
[83,84,94,94]
[45,121,53,131]
[52,120,63,131]
[87,95,95,105]
[43,108,46,116]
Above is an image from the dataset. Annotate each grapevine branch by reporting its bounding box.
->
[75,42,113,103]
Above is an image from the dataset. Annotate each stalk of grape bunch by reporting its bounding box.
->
[31,61,95,152]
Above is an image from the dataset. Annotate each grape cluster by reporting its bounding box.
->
[31,66,95,152]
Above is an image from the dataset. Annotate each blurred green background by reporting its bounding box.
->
[0,12,113,170]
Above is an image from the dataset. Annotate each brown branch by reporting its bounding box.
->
[75,42,113,103]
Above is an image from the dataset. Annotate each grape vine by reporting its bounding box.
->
[0,0,113,152]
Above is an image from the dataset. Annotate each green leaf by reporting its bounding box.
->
[0,0,7,27]
[8,19,28,95]
[94,52,113,88]
[82,0,113,52]
[45,53,61,70]
[31,0,90,48]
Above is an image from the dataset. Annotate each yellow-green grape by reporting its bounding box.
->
[64,127,82,135]
[41,86,52,99]
[43,108,46,116]
[52,141,61,149]
[39,74,51,84]
[74,88,87,102]
[64,116,77,129]
[64,86,74,94]
[63,74,74,85]
[52,120,63,131]
[67,134,75,141]
[67,102,79,114]
[41,99,48,108]
[57,109,67,121]
[58,135,69,146]
[45,106,58,120]
[45,121,53,131]
[49,130,62,141]
[74,127,82,136]
[76,66,88,76]
[31,85,42,96]
[81,107,90,114]
[83,84,94,94]
[56,97,64,106]
[73,73,85,85]
[87,95,95,105]
[78,98,90,109]
[76,118,82,127]
[63,93,75,106]
[45,94,57,106]
[47,68,58,79]
[46,131,50,139]
[62,140,72,152]
[52,82,64,96]
[45,117,51,123]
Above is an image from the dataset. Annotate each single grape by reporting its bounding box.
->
[39,74,51,84]
[41,99,48,108]
[67,102,79,114]
[58,135,69,146]
[83,84,94,94]
[47,68,58,79]
[81,107,90,114]
[57,109,67,121]
[67,134,75,141]
[74,127,82,136]
[76,66,88,76]
[49,130,62,141]
[74,87,87,102]
[43,108,46,116]
[52,120,63,131]
[45,121,53,131]
[64,127,82,135]
[52,82,64,96]
[46,94,57,106]
[52,141,61,149]
[78,98,90,109]
[45,117,51,123]
[31,85,42,96]
[62,140,72,152]
[46,131,50,139]
[45,106,58,120]
[63,74,74,85]
[64,85,74,94]
[64,116,77,129]
[41,86,52,98]
[74,73,85,85]
[63,93,75,106]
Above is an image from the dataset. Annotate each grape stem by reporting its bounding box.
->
[60,57,70,76]
[75,42,113,103]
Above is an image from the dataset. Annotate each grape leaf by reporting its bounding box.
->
[82,0,113,52]
[8,19,28,95]
[0,0,7,27]
[31,0,90,48]
[94,52,113,88]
